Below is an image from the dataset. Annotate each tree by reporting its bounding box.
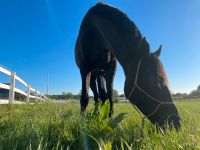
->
[197,85,200,92]
[75,91,81,100]
[113,89,119,103]
[63,92,75,99]
[190,90,198,96]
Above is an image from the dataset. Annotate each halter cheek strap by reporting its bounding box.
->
[128,57,174,127]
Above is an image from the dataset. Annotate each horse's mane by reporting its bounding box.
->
[89,3,133,24]
[158,59,169,86]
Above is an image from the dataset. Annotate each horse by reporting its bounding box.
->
[75,3,181,130]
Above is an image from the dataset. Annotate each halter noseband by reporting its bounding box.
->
[128,56,174,127]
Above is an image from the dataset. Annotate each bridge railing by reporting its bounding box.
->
[0,65,45,104]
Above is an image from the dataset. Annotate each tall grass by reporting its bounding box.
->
[0,100,200,149]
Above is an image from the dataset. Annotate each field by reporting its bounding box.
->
[0,100,200,150]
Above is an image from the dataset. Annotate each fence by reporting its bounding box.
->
[0,65,44,104]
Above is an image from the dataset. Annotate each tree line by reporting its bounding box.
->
[172,85,200,99]
[47,85,200,101]
[47,89,126,102]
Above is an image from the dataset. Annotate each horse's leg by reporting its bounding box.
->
[105,59,117,117]
[90,72,99,103]
[80,69,91,114]
[97,74,107,103]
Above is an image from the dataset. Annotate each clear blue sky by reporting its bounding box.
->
[0,0,200,95]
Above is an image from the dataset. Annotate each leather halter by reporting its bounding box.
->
[128,56,174,126]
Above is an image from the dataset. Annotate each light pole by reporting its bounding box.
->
[47,73,49,96]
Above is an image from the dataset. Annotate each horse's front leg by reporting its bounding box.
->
[80,70,91,114]
[97,74,107,103]
[90,72,99,103]
[106,59,117,117]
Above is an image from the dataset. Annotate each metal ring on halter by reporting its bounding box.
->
[128,56,174,127]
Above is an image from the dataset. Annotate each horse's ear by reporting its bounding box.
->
[154,45,162,57]
[140,37,150,55]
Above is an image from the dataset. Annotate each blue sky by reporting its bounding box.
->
[0,0,200,95]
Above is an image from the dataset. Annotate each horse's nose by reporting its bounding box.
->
[167,114,181,131]
[150,103,181,131]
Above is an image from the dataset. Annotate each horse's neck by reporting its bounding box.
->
[92,16,139,68]
[91,14,143,96]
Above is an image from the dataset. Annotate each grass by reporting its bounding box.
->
[0,100,200,149]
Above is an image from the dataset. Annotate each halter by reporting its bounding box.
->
[128,56,174,127]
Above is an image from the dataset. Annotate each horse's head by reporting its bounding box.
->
[128,38,181,130]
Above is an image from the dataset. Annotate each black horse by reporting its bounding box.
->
[75,3,181,129]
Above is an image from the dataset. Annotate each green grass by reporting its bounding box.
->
[0,100,200,150]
